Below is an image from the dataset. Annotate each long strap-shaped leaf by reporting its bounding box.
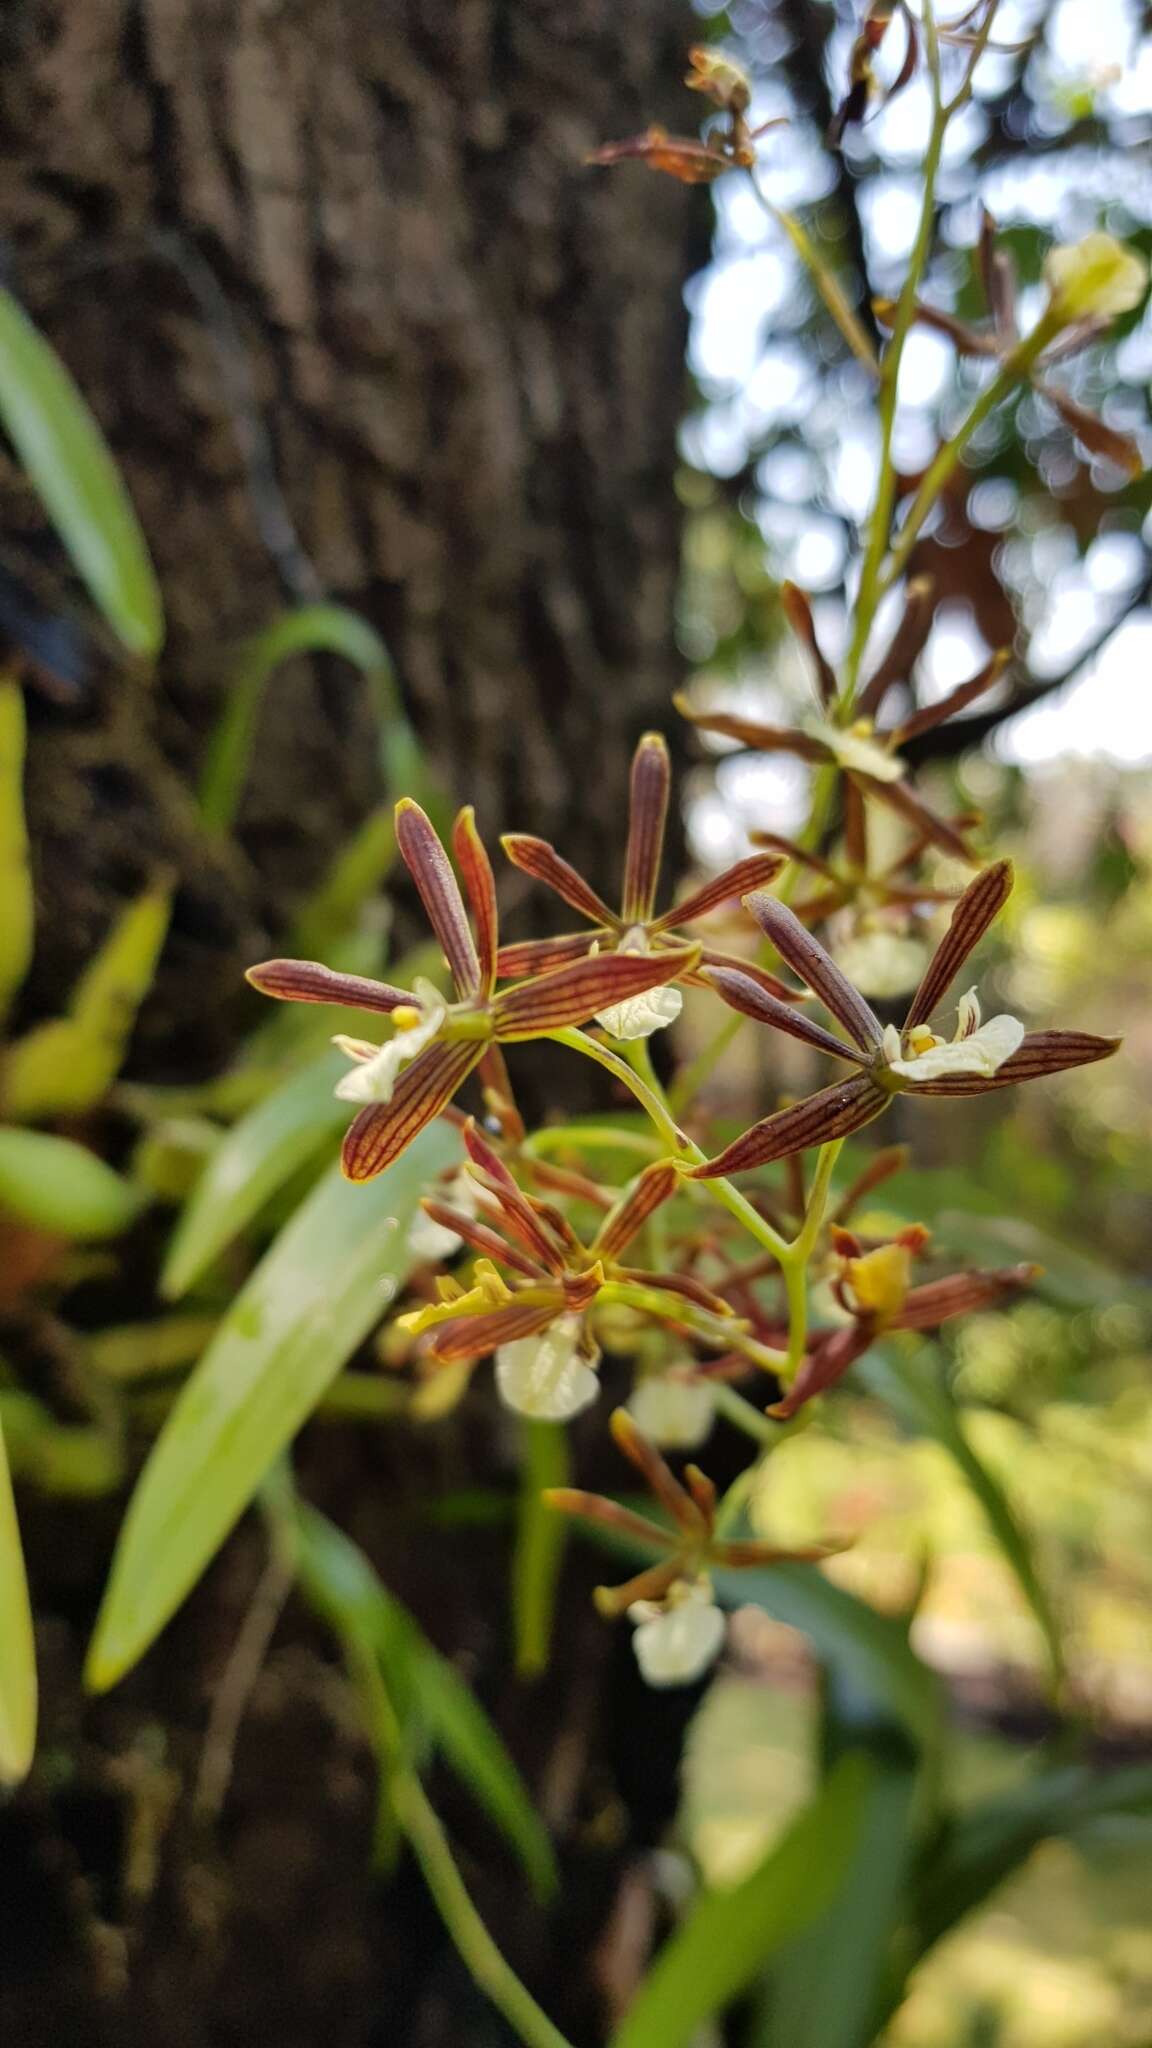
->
[0,677,33,1022]
[86,1120,459,1691]
[862,1341,1064,1696]
[0,285,163,656]
[293,1498,557,1900]
[611,1756,873,2048]
[0,1414,36,1785]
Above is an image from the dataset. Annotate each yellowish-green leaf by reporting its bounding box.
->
[3,879,172,1120]
[612,1756,873,2048]
[199,605,423,836]
[86,1121,459,1691]
[0,285,163,656]
[0,677,33,1020]
[161,1048,349,1299]
[0,1413,36,1784]
[288,806,399,958]
[0,1126,143,1239]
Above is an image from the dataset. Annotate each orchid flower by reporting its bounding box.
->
[497,731,792,1039]
[678,582,1008,864]
[693,859,1120,1178]
[545,1410,837,1689]
[769,1226,1039,1418]
[397,1121,732,1420]
[248,798,698,1180]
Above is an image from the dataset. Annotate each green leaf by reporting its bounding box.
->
[161,1048,350,1298]
[3,880,172,1120]
[0,285,163,656]
[294,1501,557,1898]
[0,1411,36,1784]
[86,1121,458,1690]
[0,1126,143,1240]
[710,1562,943,1753]
[755,1757,917,2048]
[198,605,423,835]
[288,806,399,958]
[912,1761,1152,1960]
[611,1755,873,2048]
[0,677,33,1020]
[512,1421,569,1678]
[863,1343,1064,1696]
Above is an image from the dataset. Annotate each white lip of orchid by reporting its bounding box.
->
[495,1316,601,1421]
[596,985,683,1041]
[407,1167,477,1263]
[883,988,1025,1082]
[595,926,684,1041]
[806,715,904,784]
[333,976,447,1104]
[628,1578,727,1689]
[627,1372,716,1450]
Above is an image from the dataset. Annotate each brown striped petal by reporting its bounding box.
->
[892,1264,1038,1329]
[622,732,671,924]
[495,933,599,979]
[694,949,805,1004]
[768,1327,867,1418]
[452,807,499,997]
[1039,384,1143,480]
[396,798,481,1000]
[980,208,1018,340]
[892,650,1010,747]
[908,1029,1121,1095]
[609,1408,699,1530]
[781,581,837,706]
[689,1073,889,1179]
[501,834,620,929]
[857,773,978,863]
[615,1269,734,1318]
[743,892,884,1050]
[340,1040,484,1181]
[903,859,1013,1029]
[246,959,412,1013]
[675,696,828,761]
[649,853,785,932]
[593,1161,681,1261]
[749,831,838,879]
[493,945,698,1040]
[418,1201,545,1279]
[702,965,868,1063]
[425,1297,563,1362]
[857,574,935,719]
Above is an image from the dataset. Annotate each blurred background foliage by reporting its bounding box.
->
[0,2,1150,2045]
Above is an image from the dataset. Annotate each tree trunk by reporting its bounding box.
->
[0,6,707,2044]
[0,0,702,1062]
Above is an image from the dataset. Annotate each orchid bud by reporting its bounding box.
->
[1043,233,1148,325]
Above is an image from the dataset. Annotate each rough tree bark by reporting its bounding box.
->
[0,6,708,2046]
[0,0,702,1063]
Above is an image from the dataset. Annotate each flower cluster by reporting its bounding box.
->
[244,35,1138,1697]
